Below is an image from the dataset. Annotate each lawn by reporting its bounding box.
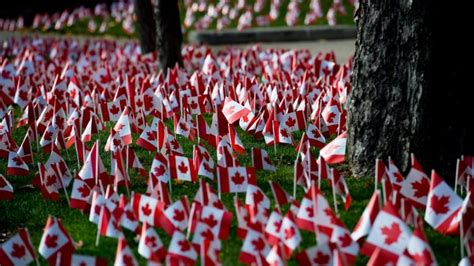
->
[0,112,461,265]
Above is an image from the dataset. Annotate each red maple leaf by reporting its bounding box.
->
[338,233,352,248]
[284,226,296,240]
[177,161,188,174]
[79,262,87,266]
[280,129,289,138]
[263,156,272,165]
[125,210,135,221]
[190,101,198,110]
[325,112,336,123]
[46,175,57,186]
[78,184,90,198]
[19,91,28,101]
[109,105,120,115]
[306,206,314,218]
[43,131,53,141]
[69,89,76,99]
[285,117,296,128]
[8,87,15,97]
[253,190,265,205]
[201,151,210,161]
[116,123,125,131]
[146,131,156,141]
[142,203,152,216]
[145,236,157,248]
[173,209,185,222]
[310,129,320,138]
[144,95,153,108]
[136,99,143,107]
[411,248,434,265]
[154,165,166,177]
[251,237,265,251]
[380,222,402,245]
[313,251,330,264]
[45,234,58,248]
[178,240,191,252]
[324,208,339,225]
[203,162,213,173]
[122,254,134,266]
[242,115,249,122]
[44,110,54,121]
[273,220,282,231]
[231,172,245,185]
[10,243,26,258]
[94,205,101,215]
[113,138,122,147]
[2,71,11,79]
[99,74,110,84]
[411,178,430,198]
[171,139,180,149]
[179,122,188,132]
[201,229,215,241]
[202,214,218,228]
[322,66,331,76]
[12,156,24,166]
[430,194,450,215]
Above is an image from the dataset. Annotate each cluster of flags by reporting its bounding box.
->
[1,0,358,34]
[1,33,473,266]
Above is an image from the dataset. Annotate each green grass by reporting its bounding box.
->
[0,112,461,265]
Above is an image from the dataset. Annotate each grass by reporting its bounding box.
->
[0,111,461,265]
[19,0,356,39]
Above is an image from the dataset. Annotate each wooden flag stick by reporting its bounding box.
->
[330,169,338,215]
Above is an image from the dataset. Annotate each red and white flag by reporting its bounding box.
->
[425,170,463,234]
[407,227,437,266]
[158,196,190,235]
[138,223,167,262]
[222,97,250,124]
[296,243,334,265]
[218,166,257,193]
[0,228,36,266]
[400,154,430,208]
[198,205,233,240]
[331,168,352,210]
[278,110,306,133]
[167,230,197,265]
[7,151,29,176]
[62,254,108,266]
[245,184,270,225]
[38,217,75,262]
[361,203,412,264]
[252,148,276,172]
[169,155,197,182]
[193,144,215,179]
[114,238,138,266]
[228,124,246,154]
[265,209,283,245]
[319,131,346,164]
[69,178,91,211]
[0,174,14,200]
[280,212,302,255]
[113,107,132,145]
[269,181,291,207]
[305,123,326,149]
[131,192,164,227]
[239,229,270,265]
[351,190,381,241]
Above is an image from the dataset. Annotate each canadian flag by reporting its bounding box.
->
[0,174,14,200]
[78,141,108,186]
[39,122,58,152]
[222,97,250,123]
[319,131,346,164]
[131,192,164,227]
[38,217,75,262]
[265,209,283,245]
[228,124,246,154]
[69,178,91,211]
[265,244,286,266]
[331,168,352,210]
[199,205,233,240]
[174,113,195,141]
[245,184,270,225]
[99,102,122,122]
[330,224,359,264]
[278,110,306,133]
[305,123,326,149]
[407,227,437,266]
[218,166,257,193]
[38,163,60,201]
[295,186,334,233]
[280,212,302,256]
[7,151,29,176]
[150,153,170,183]
[400,154,430,208]
[193,144,215,179]
[167,230,197,265]
[321,96,341,134]
[191,222,220,254]
[114,107,132,145]
[17,131,33,164]
[169,155,197,182]
[158,196,190,235]
[425,170,463,234]
[0,228,36,266]
[89,190,105,224]
[351,190,381,241]
[252,148,276,172]
[361,203,412,264]
[269,181,291,207]
[138,223,167,262]
[296,243,334,265]
[114,238,138,266]
[239,229,270,265]
[118,195,139,234]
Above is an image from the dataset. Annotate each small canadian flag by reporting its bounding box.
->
[38,217,75,263]
[169,155,197,182]
[167,230,197,265]
[0,228,36,266]
[0,174,14,200]
[7,151,29,176]
[138,223,167,262]
[252,148,276,172]
[222,97,250,124]
[158,196,190,235]
[114,107,132,145]
[218,166,257,193]
[114,238,138,266]
[319,131,346,164]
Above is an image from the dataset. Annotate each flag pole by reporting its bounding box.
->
[330,169,338,215]
[455,158,460,194]
[374,159,379,192]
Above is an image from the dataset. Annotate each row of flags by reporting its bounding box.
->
[1,0,358,34]
[1,34,473,266]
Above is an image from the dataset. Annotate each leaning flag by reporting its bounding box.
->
[319,131,346,164]
[114,238,138,266]
[7,151,29,176]
[138,223,167,262]
[400,154,430,208]
[425,170,463,235]
[0,174,14,200]
[38,217,75,262]
[218,166,257,193]
[0,228,36,266]
[222,97,250,124]
[351,190,381,241]
[252,148,276,172]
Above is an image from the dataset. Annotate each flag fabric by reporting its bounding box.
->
[167,230,197,265]
[319,131,346,164]
[7,151,29,176]
[131,192,164,227]
[0,228,36,266]
[138,223,167,262]
[400,154,430,208]
[169,155,197,182]
[351,190,381,241]
[158,196,190,235]
[114,238,138,266]
[269,181,291,207]
[0,174,14,200]
[222,97,250,124]
[218,166,257,193]
[38,217,75,262]
[252,148,276,172]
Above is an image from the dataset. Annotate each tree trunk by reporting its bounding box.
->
[134,0,157,54]
[348,0,472,182]
[155,0,183,71]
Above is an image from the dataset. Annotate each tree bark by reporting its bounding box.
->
[134,0,157,54]
[348,0,472,182]
[155,0,183,71]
